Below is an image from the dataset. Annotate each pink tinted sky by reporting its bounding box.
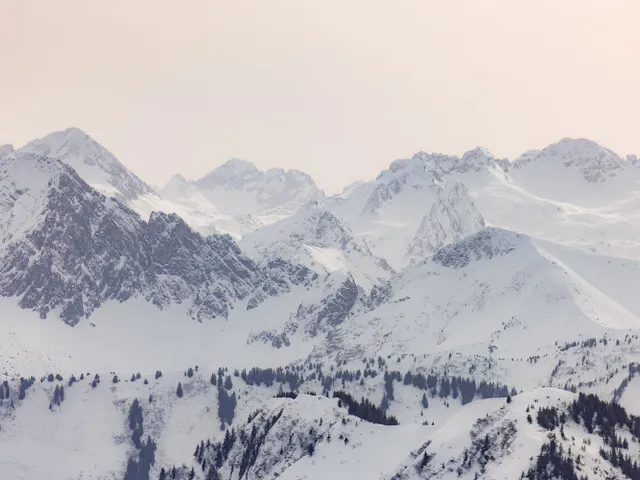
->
[1,0,639,192]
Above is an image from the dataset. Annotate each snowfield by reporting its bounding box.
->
[3,129,640,478]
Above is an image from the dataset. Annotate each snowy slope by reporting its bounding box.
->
[150,160,325,238]
[12,129,268,239]
[317,228,640,393]
[2,365,637,480]
[241,203,393,291]
[18,127,154,201]
[383,139,640,263]
[509,137,639,206]
[387,388,634,480]
[323,139,640,268]
[323,148,506,268]
[5,132,640,479]
[193,159,325,218]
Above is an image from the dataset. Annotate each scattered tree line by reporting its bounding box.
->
[401,371,516,405]
[275,389,298,399]
[333,391,399,425]
[523,436,584,480]
[240,367,303,391]
[523,393,640,480]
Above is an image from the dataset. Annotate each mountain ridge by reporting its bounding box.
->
[4,128,640,479]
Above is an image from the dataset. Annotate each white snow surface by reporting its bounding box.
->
[241,203,393,291]
[18,127,154,201]
[4,131,640,478]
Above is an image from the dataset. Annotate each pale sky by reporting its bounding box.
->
[1,1,639,193]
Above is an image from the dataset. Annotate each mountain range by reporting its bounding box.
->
[2,127,640,479]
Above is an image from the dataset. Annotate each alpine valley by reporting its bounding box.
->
[3,128,640,480]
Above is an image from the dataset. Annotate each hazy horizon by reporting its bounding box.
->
[2,0,639,193]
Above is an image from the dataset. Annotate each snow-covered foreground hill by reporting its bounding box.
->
[2,362,640,480]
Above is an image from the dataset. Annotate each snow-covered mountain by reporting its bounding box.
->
[330,227,640,385]
[324,147,505,268]
[509,137,639,206]
[0,150,320,326]
[405,182,485,264]
[5,129,640,479]
[18,127,155,202]
[154,159,325,238]
[512,137,626,182]
[193,158,325,217]
[241,202,393,291]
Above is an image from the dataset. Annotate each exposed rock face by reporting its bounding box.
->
[431,227,520,269]
[361,152,451,216]
[0,152,318,325]
[405,183,485,264]
[296,273,360,337]
[512,137,626,183]
[242,203,393,291]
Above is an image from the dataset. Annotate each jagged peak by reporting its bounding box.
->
[462,145,494,160]
[196,158,263,186]
[454,146,507,175]
[58,126,91,139]
[0,149,70,184]
[555,136,605,150]
[378,148,504,183]
[514,137,623,167]
[462,146,495,161]
[18,127,153,200]
[215,157,260,174]
[148,210,184,226]
[22,127,100,152]
[286,202,350,233]
[382,151,455,178]
[196,158,322,196]
[162,173,190,189]
[265,167,321,190]
[545,137,623,161]
[404,182,486,264]
[168,172,188,183]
